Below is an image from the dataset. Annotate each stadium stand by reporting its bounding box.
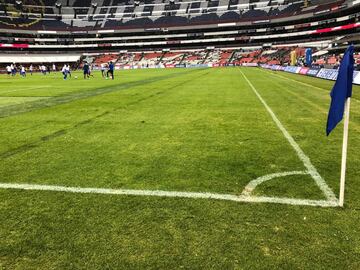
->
[0,0,358,33]
[0,0,359,72]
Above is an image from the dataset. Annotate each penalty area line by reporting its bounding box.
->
[0,182,338,207]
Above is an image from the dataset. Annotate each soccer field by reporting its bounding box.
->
[1,67,360,269]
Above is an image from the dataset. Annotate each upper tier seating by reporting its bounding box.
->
[0,0,337,30]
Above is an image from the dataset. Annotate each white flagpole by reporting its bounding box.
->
[339,97,351,207]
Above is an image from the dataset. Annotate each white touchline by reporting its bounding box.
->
[239,69,338,203]
[262,69,327,92]
[0,182,338,207]
[261,68,360,103]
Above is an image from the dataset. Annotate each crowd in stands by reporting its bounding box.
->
[2,46,360,75]
[80,47,360,69]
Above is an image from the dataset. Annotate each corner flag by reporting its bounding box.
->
[326,45,354,136]
[325,44,355,207]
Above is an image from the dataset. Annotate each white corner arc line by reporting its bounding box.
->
[241,171,309,196]
[0,182,338,207]
[239,69,337,202]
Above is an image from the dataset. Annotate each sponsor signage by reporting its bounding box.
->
[307,68,320,76]
[259,65,359,85]
[186,64,209,68]
[0,43,29,48]
[352,71,360,85]
[284,66,301,73]
[242,63,258,67]
[316,68,338,80]
[98,44,112,47]
[299,67,309,75]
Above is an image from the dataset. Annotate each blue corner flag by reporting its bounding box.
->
[326,45,355,136]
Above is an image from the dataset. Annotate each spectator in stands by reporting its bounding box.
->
[107,61,114,80]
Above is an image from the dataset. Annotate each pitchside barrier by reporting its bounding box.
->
[260,64,360,85]
[105,63,247,70]
[109,63,213,70]
[92,63,360,85]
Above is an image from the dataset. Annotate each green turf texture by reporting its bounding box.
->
[1,68,360,269]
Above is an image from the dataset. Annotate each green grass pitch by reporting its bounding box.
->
[0,67,360,269]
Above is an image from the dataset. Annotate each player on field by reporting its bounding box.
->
[11,63,16,76]
[107,61,114,80]
[6,65,12,76]
[88,64,94,78]
[101,63,106,78]
[83,62,89,79]
[66,64,71,78]
[62,64,68,80]
[20,65,26,77]
[41,64,47,75]
[29,64,33,75]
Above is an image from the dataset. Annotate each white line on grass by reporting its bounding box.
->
[0,85,52,95]
[239,69,338,203]
[261,69,360,103]
[262,69,327,92]
[241,171,309,196]
[0,182,338,207]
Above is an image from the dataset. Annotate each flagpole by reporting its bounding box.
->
[339,97,351,207]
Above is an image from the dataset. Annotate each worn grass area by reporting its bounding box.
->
[0,68,360,269]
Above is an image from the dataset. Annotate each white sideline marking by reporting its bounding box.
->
[242,171,309,196]
[262,69,327,92]
[239,69,337,202]
[261,69,360,103]
[0,182,338,207]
